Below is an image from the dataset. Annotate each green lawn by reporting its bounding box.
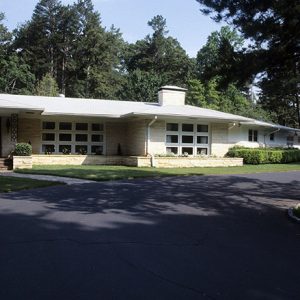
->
[15,163,300,182]
[0,176,62,193]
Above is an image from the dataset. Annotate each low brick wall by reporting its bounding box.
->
[13,156,33,169]
[13,155,243,169]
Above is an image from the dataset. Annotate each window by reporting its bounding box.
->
[197,125,208,133]
[166,135,178,143]
[91,145,103,155]
[76,134,88,142]
[182,124,194,132]
[59,122,72,130]
[75,145,88,154]
[42,122,55,130]
[91,134,103,142]
[166,147,178,154]
[197,136,208,144]
[248,129,258,142]
[197,148,208,155]
[42,144,55,153]
[92,123,104,131]
[182,147,193,155]
[42,133,55,141]
[270,133,275,141]
[182,135,194,144]
[59,145,72,153]
[59,134,72,141]
[166,123,178,131]
[76,123,88,131]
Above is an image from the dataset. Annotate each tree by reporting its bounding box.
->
[196,0,300,127]
[35,73,59,96]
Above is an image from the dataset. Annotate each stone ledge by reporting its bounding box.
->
[13,156,33,170]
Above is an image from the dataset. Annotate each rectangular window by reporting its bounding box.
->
[59,145,72,153]
[166,123,178,131]
[197,136,208,144]
[166,135,178,143]
[182,135,194,144]
[76,123,88,131]
[270,133,275,141]
[42,133,55,141]
[91,145,103,155]
[75,145,88,154]
[42,122,55,130]
[166,147,178,154]
[92,123,104,131]
[91,134,103,142]
[42,144,55,153]
[197,125,208,133]
[59,122,72,130]
[248,129,258,142]
[182,147,193,155]
[76,134,88,142]
[182,124,194,132]
[59,133,72,142]
[197,148,208,155]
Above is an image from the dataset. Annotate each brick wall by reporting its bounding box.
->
[126,120,147,156]
[18,118,41,154]
[105,122,128,155]
[211,123,232,157]
[148,120,166,154]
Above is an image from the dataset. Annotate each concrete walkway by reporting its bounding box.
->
[0,171,95,185]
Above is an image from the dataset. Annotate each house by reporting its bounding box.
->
[0,86,299,168]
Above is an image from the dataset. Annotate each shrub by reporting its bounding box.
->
[226,147,300,164]
[14,143,32,156]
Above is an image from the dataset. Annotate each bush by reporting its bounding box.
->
[226,147,300,164]
[14,143,32,156]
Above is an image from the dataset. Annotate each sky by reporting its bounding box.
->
[0,0,223,57]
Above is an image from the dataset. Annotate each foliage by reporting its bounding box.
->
[226,148,300,164]
[35,73,59,96]
[14,143,32,156]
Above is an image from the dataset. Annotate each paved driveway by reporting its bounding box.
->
[0,172,300,300]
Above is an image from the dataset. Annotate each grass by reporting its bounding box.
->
[15,163,300,182]
[0,176,62,193]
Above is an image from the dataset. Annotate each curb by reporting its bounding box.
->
[288,207,300,223]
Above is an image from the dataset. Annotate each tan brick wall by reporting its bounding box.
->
[105,122,128,155]
[211,123,232,157]
[148,120,166,154]
[1,117,16,156]
[127,120,147,156]
[18,118,41,154]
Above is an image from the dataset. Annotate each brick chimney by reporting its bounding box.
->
[158,86,187,106]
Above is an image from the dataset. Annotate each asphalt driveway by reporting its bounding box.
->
[0,172,300,300]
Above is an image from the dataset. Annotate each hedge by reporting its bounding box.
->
[226,148,300,164]
[14,143,32,156]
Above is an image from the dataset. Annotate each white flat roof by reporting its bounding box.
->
[0,94,299,132]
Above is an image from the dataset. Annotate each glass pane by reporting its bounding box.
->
[270,133,274,141]
[76,123,88,131]
[197,125,208,132]
[166,135,178,143]
[197,136,208,144]
[91,134,103,142]
[182,124,194,132]
[254,130,258,142]
[166,123,178,131]
[42,122,55,130]
[59,133,72,141]
[59,122,72,130]
[76,134,88,142]
[42,144,55,153]
[75,145,88,154]
[91,145,103,155]
[42,133,55,141]
[182,147,193,155]
[182,135,194,144]
[197,148,208,155]
[166,147,178,154]
[92,124,104,131]
[248,130,253,142]
[59,145,72,154]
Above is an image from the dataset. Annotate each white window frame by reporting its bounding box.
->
[41,120,105,155]
[165,121,210,155]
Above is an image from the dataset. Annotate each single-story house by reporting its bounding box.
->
[0,85,299,168]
